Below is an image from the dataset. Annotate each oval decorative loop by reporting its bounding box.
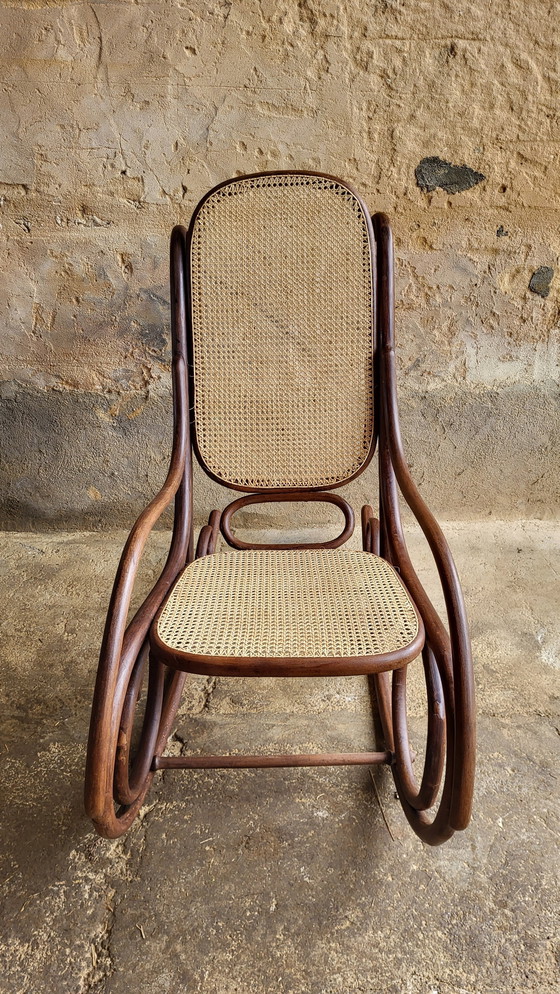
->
[220,492,354,550]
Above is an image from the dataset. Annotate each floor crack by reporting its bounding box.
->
[80,888,116,993]
[201,676,217,711]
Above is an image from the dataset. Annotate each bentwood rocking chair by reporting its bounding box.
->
[85,171,475,844]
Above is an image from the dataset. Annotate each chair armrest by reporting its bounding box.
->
[373,211,475,836]
[85,225,192,827]
[98,223,192,686]
[101,438,189,688]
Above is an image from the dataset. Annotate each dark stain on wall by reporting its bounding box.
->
[528,266,554,298]
[0,383,558,528]
[415,157,486,194]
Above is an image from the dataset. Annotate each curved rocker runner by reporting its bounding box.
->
[84,171,475,844]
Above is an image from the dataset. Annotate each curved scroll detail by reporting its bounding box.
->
[221,491,354,550]
[391,646,446,812]
[364,214,476,846]
[196,509,222,558]
[84,225,194,838]
[113,639,164,806]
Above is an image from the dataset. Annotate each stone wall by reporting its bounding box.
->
[1,0,558,527]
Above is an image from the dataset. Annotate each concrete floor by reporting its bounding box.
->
[0,521,559,993]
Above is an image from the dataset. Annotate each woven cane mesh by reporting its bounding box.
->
[157,550,418,660]
[190,173,374,489]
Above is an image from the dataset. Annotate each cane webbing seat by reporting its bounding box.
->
[154,549,422,674]
[189,172,375,490]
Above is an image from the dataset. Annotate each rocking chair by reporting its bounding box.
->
[84,171,475,844]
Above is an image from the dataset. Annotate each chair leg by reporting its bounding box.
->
[362,503,459,846]
[86,639,186,839]
[368,646,456,845]
[391,646,446,812]
[86,514,223,838]
[362,504,393,753]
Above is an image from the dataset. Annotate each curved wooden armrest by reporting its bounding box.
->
[101,442,189,685]
[382,352,470,666]
[373,211,475,836]
[383,386,475,821]
[85,225,192,825]
[96,223,192,690]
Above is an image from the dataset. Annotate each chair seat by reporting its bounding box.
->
[152,549,424,677]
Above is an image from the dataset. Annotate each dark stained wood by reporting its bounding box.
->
[361,504,381,556]
[84,225,193,838]
[148,621,426,678]
[391,647,446,812]
[371,211,476,845]
[220,491,355,550]
[195,509,222,558]
[85,176,475,846]
[154,751,392,770]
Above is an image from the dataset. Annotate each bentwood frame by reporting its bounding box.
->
[85,171,475,845]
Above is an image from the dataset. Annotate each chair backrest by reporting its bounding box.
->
[187,171,376,491]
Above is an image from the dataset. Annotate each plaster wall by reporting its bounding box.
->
[1,0,559,527]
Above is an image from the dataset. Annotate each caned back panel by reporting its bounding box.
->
[188,172,375,490]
